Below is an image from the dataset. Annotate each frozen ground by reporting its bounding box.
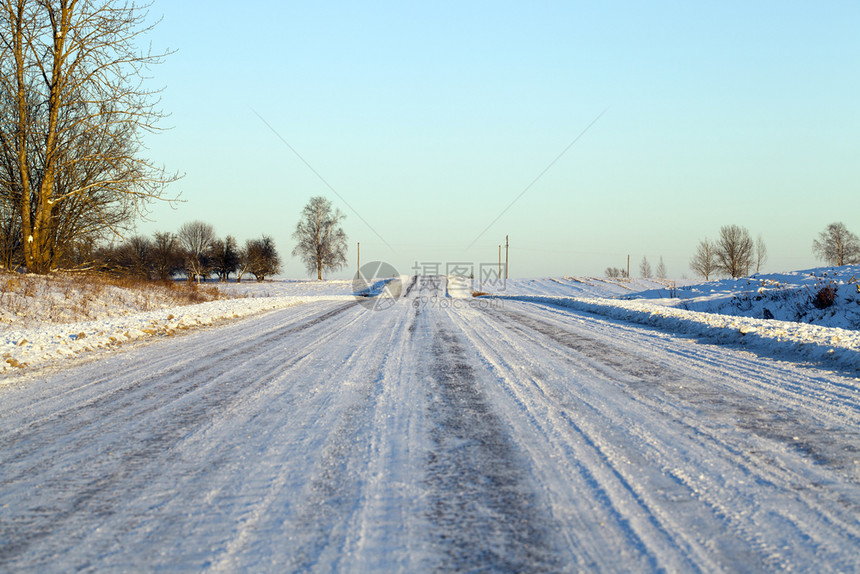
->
[1,272,860,571]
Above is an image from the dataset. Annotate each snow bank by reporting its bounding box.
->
[494,294,860,372]
[632,266,860,330]
[2,295,353,375]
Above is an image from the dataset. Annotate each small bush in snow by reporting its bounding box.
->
[812,285,837,310]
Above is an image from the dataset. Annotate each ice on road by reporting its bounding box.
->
[2,276,860,572]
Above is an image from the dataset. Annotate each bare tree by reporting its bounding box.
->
[177,221,215,282]
[244,236,281,282]
[151,231,181,281]
[656,256,667,279]
[755,234,768,274]
[211,235,239,282]
[605,267,622,278]
[117,235,152,279]
[690,237,717,280]
[236,246,252,283]
[715,225,754,278]
[639,256,652,278]
[0,0,178,273]
[292,196,348,280]
[812,222,860,266]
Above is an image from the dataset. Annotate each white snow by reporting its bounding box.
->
[2,270,860,571]
[0,276,360,375]
[5,267,859,375]
[469,266,860,372]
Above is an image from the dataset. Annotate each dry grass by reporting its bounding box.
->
[0,272,227,327]
[471,290,489,297]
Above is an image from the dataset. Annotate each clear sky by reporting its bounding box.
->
[138,1,860,279]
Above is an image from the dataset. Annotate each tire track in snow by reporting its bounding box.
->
[494,304,860,483]
[208,297,423,572]
[0,301,362,567]
[460,302,860,570]
[422,320,561,572]
[1,301,359,457]
[451,306,703,571]
[0,302,358,491]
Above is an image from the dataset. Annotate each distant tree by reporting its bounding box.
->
[178,221,216,282]
[715,225,754,278]
[236,246,253,283]
[812,222,860,266]
[639,256,652,278]
[151,232,182,281]
[118,235,153,279]
[656,256,667,279]
[690,238,717,280]
[755,235,768,274]
[243,236,281,282]
[211,236,240,282]
[605,267,622,278]
[292,196,348,280]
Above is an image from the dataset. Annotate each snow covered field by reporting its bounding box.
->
[1,270,860,571]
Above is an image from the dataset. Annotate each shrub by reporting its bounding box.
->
[812,285,837,309]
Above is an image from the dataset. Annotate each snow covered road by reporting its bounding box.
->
[2,276,860,571]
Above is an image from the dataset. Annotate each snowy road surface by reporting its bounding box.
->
[2,276,860,572]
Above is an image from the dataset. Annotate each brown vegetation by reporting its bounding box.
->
[0,272,223,326]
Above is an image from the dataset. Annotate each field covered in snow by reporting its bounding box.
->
[1,267,860,571]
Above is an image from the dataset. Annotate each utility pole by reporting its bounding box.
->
[505,235,509,279]
[627,254,630,279]
[498,245,501,277]
[357,242,360,272]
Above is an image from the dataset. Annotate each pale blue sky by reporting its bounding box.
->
[139,2,860,279]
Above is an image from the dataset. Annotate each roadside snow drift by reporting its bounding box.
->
[2,295,352,375]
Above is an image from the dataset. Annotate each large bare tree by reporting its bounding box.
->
[812,222,860,266]
[690,237,717,280]
[292,196,347,280]
[177,221,215,282]
[150,230,180,281]
[0,0,178,273]
[715,224,754,278]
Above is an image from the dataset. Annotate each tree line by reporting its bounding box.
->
[688,222,859,281]
[605,256,668,279]
[606,222,859,282]
[689,225,768,280]
[95,222,281,283]
[87,195,349,283]
[0,1,350,281]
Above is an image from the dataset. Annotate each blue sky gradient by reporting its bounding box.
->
[139,2,860,278]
